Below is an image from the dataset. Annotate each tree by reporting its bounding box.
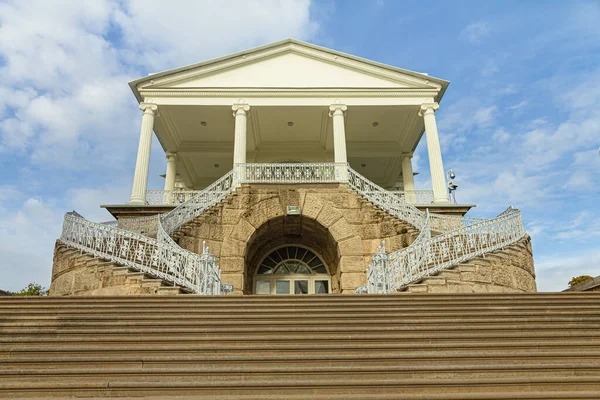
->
[568,275,593,287]
[16,283,48,296]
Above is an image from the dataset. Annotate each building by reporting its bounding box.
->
[50,39,536,296]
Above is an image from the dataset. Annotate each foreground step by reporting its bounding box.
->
[0,293,599,399]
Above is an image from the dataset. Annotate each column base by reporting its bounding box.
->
[127,197,148,206]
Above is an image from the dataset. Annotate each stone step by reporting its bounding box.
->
[1,376,599,399]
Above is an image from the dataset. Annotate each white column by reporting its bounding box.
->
[401,153,416,203]
[129,102,157,204]
[329,101,348,181]
[232,101,250,183]
[420,102,450,203]
[163,152,177,204]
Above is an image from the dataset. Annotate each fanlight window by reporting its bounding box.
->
[257,246,328,275]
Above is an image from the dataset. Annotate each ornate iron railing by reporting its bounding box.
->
[390,190,434,204]
[239,162,345,184]
[146,190,199,205]
[160,170,235,234]
[57,162,526,296]
[347,166,427,230]
[357,207,526,294]
[60,213,227,294]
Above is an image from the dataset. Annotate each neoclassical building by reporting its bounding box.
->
[50,39,535,296]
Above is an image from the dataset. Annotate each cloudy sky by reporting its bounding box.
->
[0,0,598,292]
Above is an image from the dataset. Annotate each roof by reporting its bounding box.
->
[128,38,449,103]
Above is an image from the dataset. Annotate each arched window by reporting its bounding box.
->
[254,245,330,295]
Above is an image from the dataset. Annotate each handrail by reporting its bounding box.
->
[359,207,526,294]
[60,213,226,294]
[161,170,235,234]
[347,166,427,230]
[57,163,526,295]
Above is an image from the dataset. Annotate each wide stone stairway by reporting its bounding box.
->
[1,293,600,399]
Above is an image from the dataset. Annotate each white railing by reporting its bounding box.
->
[160,170,235,234]
[146,190,199,205]
[57,162,526,296]
[60,213,227,294]
[391,190,434,204]
[358,207,526,294]
[347,166,427,230]
[239,162,345,184]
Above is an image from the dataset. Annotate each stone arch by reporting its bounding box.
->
[244,214,341,294]
[177,184,418,294]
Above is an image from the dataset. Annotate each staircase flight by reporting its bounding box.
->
[58,164,527,295]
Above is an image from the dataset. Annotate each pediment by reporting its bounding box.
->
[136,40,445,92]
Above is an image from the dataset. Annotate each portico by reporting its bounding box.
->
[105,39,474,219]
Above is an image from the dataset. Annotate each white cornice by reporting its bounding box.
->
[141,89,439,99]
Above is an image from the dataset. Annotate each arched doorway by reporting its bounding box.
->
[253,245,331,295]
[244,214,341,294]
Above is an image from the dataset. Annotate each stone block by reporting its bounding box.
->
[302,194,325,220]
[221,273,244,293]
[362,239,381,255]
[218,257,245,273]
[340,272,367,290]
[316,203,343,228]
[360,224,381,239]
[259,197,284,221]
[491,263,517,288]
[191,223,210,239]
[338,236,364,256]
[339,256,368,273]
[230,218,256,242]
[209,225,224,241]
[222,209,244,225]
[342,209,363,224]
[220,238,247,257]
[329,217,356,241]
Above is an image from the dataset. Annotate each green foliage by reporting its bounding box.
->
[568,275,593,287]
[16,283,48,296]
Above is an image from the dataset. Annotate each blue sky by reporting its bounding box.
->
[0,0,598,292]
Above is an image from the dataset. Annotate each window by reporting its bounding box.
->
[254,246,331,295]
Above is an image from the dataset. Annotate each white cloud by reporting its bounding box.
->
[535,250,600,292]
[507,100,528,111]
[460,21,490,44]
[0,197,63,292]
[0,0,319,290]
[113,0,318,70]
[492,127,511,143]
[480,58,499,77]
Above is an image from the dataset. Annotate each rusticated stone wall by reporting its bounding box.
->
[174,183,418,294]
[49,242,181,296]
[404,235,537,293]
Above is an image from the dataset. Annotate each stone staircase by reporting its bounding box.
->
[50,243,188,296]
[403,235,535,293]
[1,293,599,399]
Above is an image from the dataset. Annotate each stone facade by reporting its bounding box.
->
[50,242,183,296]
[50,184,537,296]
[172,183,419,294]
[404,235,536,293]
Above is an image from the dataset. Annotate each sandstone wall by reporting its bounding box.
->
[404,235,537,293]
[49,242,181,296]
[174,183,418,294]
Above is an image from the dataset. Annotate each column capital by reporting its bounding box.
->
[140,102,158,114]
[401,152,414,159]
[232,101,250,116]
[418,102,439,116]
[165,152,178,161]
[329,103,347,117]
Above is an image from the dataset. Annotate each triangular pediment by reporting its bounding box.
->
[134,40,446,92]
